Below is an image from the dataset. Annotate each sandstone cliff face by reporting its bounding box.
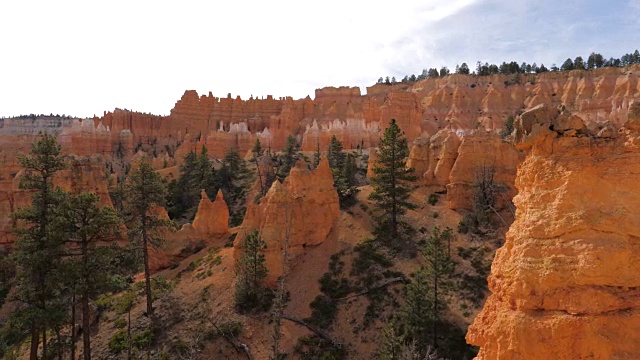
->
[406,129,521,210]
[234,157,340,284]
[0,156,112,247]
[467,108,640,359]
[2,66,639,248]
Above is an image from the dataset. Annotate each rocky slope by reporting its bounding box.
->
[467,103,640,359]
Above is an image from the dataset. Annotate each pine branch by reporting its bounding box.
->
[334,277,407,301]
[278,313,342,349]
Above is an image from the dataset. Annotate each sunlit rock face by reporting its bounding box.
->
[234,157,340,285]
[467,103,640,360]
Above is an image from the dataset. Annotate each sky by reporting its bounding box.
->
[1,0,638,118]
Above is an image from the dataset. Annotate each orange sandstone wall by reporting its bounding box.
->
[467,104,640,359]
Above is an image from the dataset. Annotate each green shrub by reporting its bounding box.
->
[217,321,242,338]
[114,317,127,329]
[307,295,337,329]
[432,211,439,218]
[108,330,128,354]
[132,329,155,349]
[95,293,114,311]
[186,259,201,272]
[294,335,348,360]
[428,193,438,205]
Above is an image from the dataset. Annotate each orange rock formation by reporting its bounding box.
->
[235,157,340,284]
[191,190,229,239]
[467,105,640,359]
[407,129,521,210]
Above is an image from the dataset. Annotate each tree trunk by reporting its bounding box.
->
[254,156,264,195]
[82,239,91,360]
[433,268,438,349]
[82,290,91,360]
[127,310,132,360]
[55,327,62,360]
[142,217,153,316]
[30,322,39,360]
[71,290,76,360]
[43,326,47,360]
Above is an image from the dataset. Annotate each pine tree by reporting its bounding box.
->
[377,322,404,360]
[60,192,121,360]
[234,229,270,313]
[252,138,263,156]
[218,147,251,227]
[11,133,67,359]
[327,136,359,207]
[277,136,299,182]
[125,157,168,316]
[313,142,321,169]
[368,119,417,240]
[194,146,216,200]
[327,136,345,169]
[422,226,455,348]
[167,150,197,219]
[253,138,266,195]
[399,267,433,349]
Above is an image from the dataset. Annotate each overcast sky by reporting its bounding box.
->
[1,0,638,118]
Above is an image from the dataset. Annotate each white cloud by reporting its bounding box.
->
[0,0,637,118]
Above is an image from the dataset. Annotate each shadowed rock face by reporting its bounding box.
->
[234,157,340,285]
[467,107,640,359]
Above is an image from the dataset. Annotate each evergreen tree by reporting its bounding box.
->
[167,147,216,220]
[368,119,417,240]
[253,139,266,195]
[398,267,433,349]
[456,63,470,75]
[327,135,345,170]
[277,136,298,182]
[422,226,455,348]
[60,192,121,360]
[327,136,359,207]
[377,322,404,360]
[252,138,263,156]
[167,150,197,219]
[574,56,586,69]
[234,229,271,313]
[313,142,321,169]
[336,152,359,207]
[561,58,574,71]
[124,157,168,316]
[11,133,67,359]
[194,146,216,200]
[218,147,251,227]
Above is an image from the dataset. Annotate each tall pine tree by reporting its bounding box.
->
[422,226,455,348]
[11,133,67,359]
[368,119,417,240]
[125,157,168,316]
[60,192,121,360]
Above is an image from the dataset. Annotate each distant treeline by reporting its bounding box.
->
[4,113,75,120]
[377,49,640,84]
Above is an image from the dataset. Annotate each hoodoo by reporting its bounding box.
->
[467,104,640,359]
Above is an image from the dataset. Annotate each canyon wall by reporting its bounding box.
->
[467,103,640,359]
[3,66,638,164]
[1,66,639,246]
